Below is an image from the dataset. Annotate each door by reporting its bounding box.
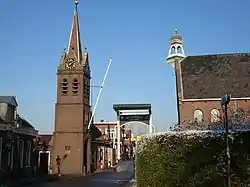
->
[39,152,49,174]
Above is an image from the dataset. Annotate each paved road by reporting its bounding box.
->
[33,161,134,187]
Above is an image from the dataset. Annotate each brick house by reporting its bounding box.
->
[0,96,38,181]
[93,121,117,168]
[167,30,250,125]
[94,121,134,163]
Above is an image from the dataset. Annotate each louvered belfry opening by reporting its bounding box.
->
[72,78,79,94]
[61,78,68,95]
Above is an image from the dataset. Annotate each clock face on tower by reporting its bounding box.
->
[66,58,76,69]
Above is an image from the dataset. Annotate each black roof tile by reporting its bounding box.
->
[0,96,18,107]
[181,53,250,99]
[19,117,35,129]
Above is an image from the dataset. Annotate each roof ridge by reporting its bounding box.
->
[0,95,16,97]
[188,52,250,58]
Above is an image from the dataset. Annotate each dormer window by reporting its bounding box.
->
[6,105,16,123]
[61,78,68,95]
[0,103,7,119]
[72,78,79,94]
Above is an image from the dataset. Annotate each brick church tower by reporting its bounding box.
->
[52,0,91,175]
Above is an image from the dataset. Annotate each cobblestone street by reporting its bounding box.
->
[31,161,134,187]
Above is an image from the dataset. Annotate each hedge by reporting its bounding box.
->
[135,130,250,187]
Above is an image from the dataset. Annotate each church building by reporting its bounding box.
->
[167,30,250,125]
[52,1,92,175]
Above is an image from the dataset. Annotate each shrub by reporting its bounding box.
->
[135,130,250,187]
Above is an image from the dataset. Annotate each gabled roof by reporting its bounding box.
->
[19,117,35,129]
[180,53,250,99]
[91,124,102,140]
[0,96,18,107]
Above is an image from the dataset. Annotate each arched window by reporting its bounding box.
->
[177,46,183,54]
[170,47,176,54]
[61,78,68,95]
[210,109,220,123]
[194,109,203,122]
[72,78,79,94]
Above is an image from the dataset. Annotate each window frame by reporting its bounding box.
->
[105,128,115,139]
[210,108,221,123]
[194,109,204,122]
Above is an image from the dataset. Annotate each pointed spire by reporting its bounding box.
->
[67,0,83,62]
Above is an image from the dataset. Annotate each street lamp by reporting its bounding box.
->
[221,94,231,187]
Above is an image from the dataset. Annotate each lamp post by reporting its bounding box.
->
[221,94,231,187]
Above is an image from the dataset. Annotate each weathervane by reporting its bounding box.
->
[174,29,178,35]
[74,0,79,11]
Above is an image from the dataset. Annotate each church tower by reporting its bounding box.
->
[166,30,185,125]
[52,0,91,175]
[167,29,185,68]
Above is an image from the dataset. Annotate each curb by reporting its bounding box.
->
[124,179,136,187]
[58,168,117,181]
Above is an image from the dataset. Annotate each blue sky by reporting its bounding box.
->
[0,0,249,133]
